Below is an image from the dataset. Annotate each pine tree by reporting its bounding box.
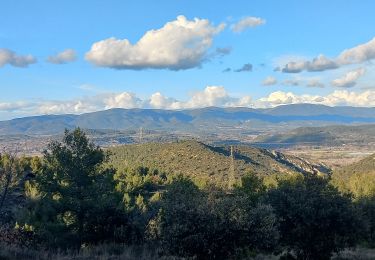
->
[24,128,124,248]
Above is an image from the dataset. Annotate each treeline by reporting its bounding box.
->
[0,128,374,259]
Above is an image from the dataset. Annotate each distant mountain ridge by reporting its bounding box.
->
[1,104,375,135]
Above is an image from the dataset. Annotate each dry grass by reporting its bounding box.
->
[332,248,375,260]
[1,244,374,260]
[0,243,185,260]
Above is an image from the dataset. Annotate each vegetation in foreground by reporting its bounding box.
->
[0,128,374,259]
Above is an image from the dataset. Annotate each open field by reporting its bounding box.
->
[280,145,375,169]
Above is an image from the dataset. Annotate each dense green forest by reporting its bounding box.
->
[108,141,331,188]
[0,128,374,259]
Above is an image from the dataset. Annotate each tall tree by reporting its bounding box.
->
[0,151,23,223]
[154,176,279,259]
[24,128,125,248]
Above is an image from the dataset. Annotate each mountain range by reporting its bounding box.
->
[1,104,375,135]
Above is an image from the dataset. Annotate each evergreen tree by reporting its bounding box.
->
[24,128,126,248]
[267,175,361,260]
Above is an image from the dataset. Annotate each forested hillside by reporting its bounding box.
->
[0,129,374,259]
[332,153,375,197]
[108,141,331,187]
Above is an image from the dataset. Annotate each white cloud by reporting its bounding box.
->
[308,55,338,71]
[0,101,33,112]
[323,90,375,106]
[338,37,375,65]
[257,89,375,107]
[148,86,253,109]
[331,68,366,88]
[262,76,277,86]
[47,49,77,64]
[85,15,225,70]
[280,37,375,73]
[149,92,181,109]
[281,60,306,73]
[186,86,233,107]
[231,16,266,33]
[258,91,304,106]
[0,49,36,68]
[104,92,142,109]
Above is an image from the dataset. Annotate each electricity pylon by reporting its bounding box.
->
[228,145,236,190]
[139,127,144,143]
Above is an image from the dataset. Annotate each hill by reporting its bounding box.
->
[332,153,375,197]
[108,140,331,187]
[254,124,375,147]
[1,104,375,135]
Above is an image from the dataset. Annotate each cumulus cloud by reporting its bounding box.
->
[231,16,266,33]
[185,86,234,107]
[222,68,231,73]
[258,91,303,106]
[323,89,375,106]
[234,63,253,72]
[0,48,37,68]
[85,15,225,70]
[280,37,375,73]
[104,92,143,109]
[149,92,181,109]
[147,86,253,109]
[47,49,77,64]
[262,76,277,86]
[331,68,366,88]
[256,89,375,107]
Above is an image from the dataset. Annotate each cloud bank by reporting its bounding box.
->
[85,15,225,70]
[2,86,375,119]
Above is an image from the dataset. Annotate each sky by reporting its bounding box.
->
[1,0,375,120]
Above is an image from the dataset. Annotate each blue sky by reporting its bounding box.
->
[1,0,375,119]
